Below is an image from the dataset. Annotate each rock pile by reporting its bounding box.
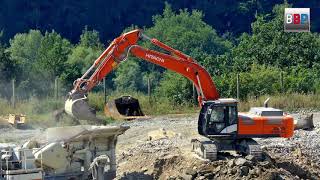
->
[118,136,320,180]
[116,113,320,180]
[185,153,318,180]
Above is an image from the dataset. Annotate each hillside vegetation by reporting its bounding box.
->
[0,3,319,119]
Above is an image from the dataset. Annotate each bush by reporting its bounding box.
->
[113,60,144,92]
[155,71,194,105]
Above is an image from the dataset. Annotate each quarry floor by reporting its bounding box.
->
[0,112,320,180]
[114,112,320,180]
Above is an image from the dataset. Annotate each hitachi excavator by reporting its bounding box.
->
[65,29,294,160]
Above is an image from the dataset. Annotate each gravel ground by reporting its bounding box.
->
[0,112,319,179]
[259,112,320,168]
[0,127,43,144]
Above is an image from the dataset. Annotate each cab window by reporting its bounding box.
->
[228,106,237,124]
[208,106,225,123]
[208,105,237,124]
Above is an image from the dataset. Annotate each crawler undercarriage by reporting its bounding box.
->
[191,137,262,161]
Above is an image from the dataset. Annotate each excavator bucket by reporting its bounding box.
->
[294,113,314,130]
[104,96,145,120]
[65,92,101,122]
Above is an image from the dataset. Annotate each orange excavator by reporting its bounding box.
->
[65,29,294,160]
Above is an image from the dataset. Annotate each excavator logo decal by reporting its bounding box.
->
[146,53,165,63]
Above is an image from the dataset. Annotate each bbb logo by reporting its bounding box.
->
[286,13,308,24]
[284,8,310,32]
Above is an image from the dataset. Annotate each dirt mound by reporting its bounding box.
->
[117,138,187,179]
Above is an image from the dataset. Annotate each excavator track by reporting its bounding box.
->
[192,139,217,161]
[244,139,262,160]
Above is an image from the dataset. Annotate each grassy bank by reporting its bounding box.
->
[0,93,318,127]
[89,92,320,114]
[88,91,199,115]
[239,93,320,112]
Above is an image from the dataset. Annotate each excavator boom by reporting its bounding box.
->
[70,29,219,103]
[65,29,220,121]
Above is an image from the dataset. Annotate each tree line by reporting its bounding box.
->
[0,0,319,43]
[0,3,319,104]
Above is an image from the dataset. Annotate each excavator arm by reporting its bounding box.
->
[65,29,219,120]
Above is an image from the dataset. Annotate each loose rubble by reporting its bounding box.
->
[117,136,320,179]
[116,113,320,179]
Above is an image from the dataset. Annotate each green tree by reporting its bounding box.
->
[146,3,232,60]
[284,67,320,94]
[8,30,43,81]
[0,42,18,99]
[67,28,103,73]
[64,28,104,89]
[78,27,103,49]
[233,4,320,71]
[37,31,72,77]
[0,44,16,82]
[113,60,143,92]
[7,30,44,98]
[117,4,232,103]
[239,64,281,98]
[30,31,72,96]
[231,4,320,96]
[144,4,231,103]
[156,71,193,105]
[212,64,282,99]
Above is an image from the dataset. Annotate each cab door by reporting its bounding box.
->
[205,104,238,135]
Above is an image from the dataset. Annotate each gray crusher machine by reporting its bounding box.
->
[0,125,128,180]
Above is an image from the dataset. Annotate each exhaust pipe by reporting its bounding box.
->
[264,97,270,108]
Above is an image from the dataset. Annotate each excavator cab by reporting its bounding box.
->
[198,98,238,138]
